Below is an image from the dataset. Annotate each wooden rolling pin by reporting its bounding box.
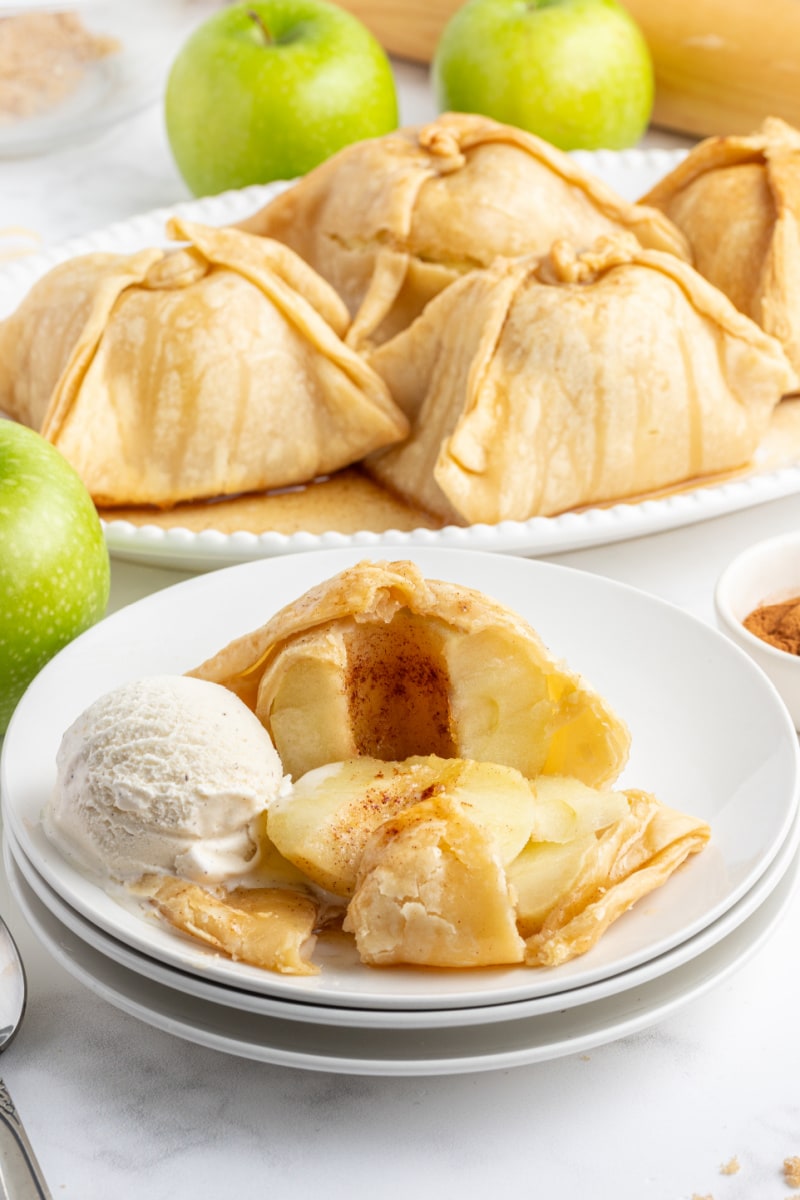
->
[338,0,800,137]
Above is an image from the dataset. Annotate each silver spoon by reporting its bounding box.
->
[0,916,51,1199]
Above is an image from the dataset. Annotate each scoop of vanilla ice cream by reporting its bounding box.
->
[45,674,288,884]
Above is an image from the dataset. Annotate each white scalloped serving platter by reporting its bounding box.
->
[3,149,799,571]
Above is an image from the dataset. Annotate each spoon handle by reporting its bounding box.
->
[0,1080,51,1200]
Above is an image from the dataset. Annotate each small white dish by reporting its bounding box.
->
[715,532,800,731]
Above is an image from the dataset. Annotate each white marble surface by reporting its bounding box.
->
[2,19,800,1200]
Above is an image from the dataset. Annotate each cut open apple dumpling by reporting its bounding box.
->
[190,558,631,787]
[143,559,711,975]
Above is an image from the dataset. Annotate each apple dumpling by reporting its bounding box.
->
[237,111,690,348]
[189,558,631,786]
[364,233,797,525]
[0,218,408,508]
[641,117,800,380]
[115,561,709,976]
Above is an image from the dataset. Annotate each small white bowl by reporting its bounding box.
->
[715,532,800,731]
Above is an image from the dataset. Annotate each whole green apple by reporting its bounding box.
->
[0,423,110,736]
[433,0,654,151]
[165,0,399,197]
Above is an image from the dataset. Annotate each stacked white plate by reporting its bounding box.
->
[3,547,799,1076]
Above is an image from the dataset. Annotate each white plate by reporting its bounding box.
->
[4,147,800,570]
[8,833,798,1075]
[7,803,799,1031]
[0,2,199,159]
[2,547,798,1010]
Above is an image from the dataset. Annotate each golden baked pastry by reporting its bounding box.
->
[146,876,320,975]
[141,563,709,974]
[342,780,708,969]
[0,217,408,507]
[510,789,711,967]
[343,793,526,968]
[641,117,800,380]
[238,111,690,348]
[365,234,797,525]
[189,558,631,787]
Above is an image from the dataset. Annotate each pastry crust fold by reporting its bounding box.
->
[238,111,690,348]
[146,875,320,975]
[343,794,526,968]
[519,791,711,967]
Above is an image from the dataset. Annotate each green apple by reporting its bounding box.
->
[0,423,110,735]
[165,0,399,197]
[433,0,654,151]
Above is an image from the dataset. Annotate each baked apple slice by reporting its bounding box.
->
[509,788,711,964]
[267,754,537,898]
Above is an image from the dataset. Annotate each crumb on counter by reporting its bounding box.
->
[784,1156,800,1188]
[720,1157,740,1175]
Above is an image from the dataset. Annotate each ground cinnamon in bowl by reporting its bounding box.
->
[743,596,800,654]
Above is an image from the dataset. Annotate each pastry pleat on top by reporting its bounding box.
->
[0,218,409,508]
[189,558,631,789]
[641,117,800,382]
[237,112,690,349]
[363,233,797,525]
